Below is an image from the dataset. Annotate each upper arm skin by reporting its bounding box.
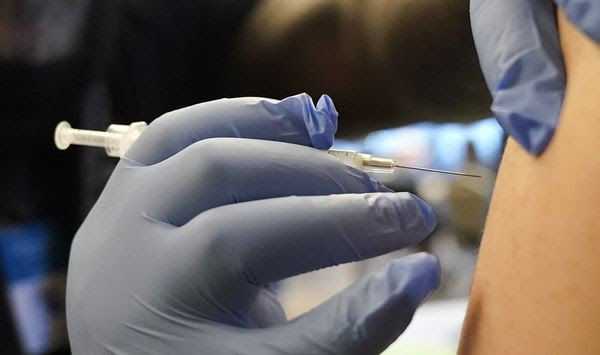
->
[458,12,600,354]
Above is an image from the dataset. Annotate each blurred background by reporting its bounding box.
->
[0,0,498,354]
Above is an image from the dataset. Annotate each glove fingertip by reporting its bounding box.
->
[495,110,557,155]
[316,94,339,131]
[412,195,438,234]
[309,94,338,149]
[392,252,441,302]
[367,253,440,323]
[492,57,564,155]
[279,93,338,149]
[391,193,438,237]
[349,254,440,353]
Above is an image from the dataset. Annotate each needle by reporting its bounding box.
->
[393,164,481,178]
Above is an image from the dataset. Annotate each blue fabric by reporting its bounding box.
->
[0,222,50,283]
[66,93,440,354]
[470,0,600,155]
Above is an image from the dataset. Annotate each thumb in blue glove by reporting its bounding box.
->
[470,0,600,155]
[66,93,440,354]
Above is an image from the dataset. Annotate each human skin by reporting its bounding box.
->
[458,12,600,354]
[228,0,491,136]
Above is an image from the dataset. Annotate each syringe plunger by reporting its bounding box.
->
[54,121,147,157]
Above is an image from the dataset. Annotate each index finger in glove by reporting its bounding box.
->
[182,192,436,287]
[125,93,338,165]
[471,0,565,155]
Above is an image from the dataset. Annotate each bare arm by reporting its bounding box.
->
[459,11,600,354]
[227,0,491,136]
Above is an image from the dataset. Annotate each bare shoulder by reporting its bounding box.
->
[458,11,600,355]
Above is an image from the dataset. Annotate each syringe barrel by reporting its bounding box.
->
[55,121,123,155]
[327,149,395,173]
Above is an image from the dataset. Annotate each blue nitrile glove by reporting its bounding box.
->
[470,0,600,155]
[66,93,440,354]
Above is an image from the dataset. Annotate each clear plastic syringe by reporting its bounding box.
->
[54,121,480,178]
[54,121,147,157]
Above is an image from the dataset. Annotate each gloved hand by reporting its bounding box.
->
[471,0,600,155]
[66,93,440,354]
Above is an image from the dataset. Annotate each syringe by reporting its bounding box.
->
[327,149,481,178]
[54,121,147,157]
[54,121,480,178]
